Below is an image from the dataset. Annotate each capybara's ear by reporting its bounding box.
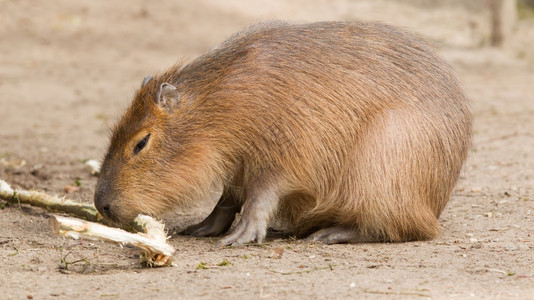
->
[155,83,180,112]
[141,75,153,87]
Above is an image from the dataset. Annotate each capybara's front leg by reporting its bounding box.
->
[216,188,279,246]
[181,193,241,237]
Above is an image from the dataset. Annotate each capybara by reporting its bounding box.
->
[94,21,471,246]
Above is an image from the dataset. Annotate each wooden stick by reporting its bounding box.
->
[50,215,175,266]
[0,179,102,222]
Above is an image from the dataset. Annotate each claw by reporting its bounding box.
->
[214,186,278,246]
[216,219,267,246]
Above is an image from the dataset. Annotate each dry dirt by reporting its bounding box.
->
[1,0,533,299]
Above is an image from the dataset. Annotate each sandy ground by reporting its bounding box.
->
[1,0,533,299]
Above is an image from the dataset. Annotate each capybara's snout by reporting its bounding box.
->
[94,180,113,220]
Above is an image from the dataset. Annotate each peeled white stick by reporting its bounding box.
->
[1,179,175,266]
[0,179,102,222]
[50,215,176,267]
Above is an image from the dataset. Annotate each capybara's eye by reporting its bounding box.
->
[133,133,150,155]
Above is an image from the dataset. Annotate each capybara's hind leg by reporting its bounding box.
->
[307,227,373,244]
[181,193,241,237]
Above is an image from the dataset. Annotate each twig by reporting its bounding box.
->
[0,179,102,222]
[476,132,534,145]
[268,264,337,275]
[362,289,431,298]
[59,247,90,273]
[482,268,507,275]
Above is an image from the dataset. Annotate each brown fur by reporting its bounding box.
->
[95,21,471,243]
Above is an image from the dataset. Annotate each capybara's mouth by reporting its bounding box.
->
[99,213,121,227]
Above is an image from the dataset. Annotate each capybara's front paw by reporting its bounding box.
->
[216,218,267,246]
[181,212,236,237]
[181,222,224,237]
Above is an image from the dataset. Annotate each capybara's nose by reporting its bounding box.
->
[94,193,110,218]
[94,183,113,219]
[99,203,111,218]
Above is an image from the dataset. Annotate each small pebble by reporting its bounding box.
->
[64,185,80,193]
[471,243,482,249]
[504,244,518,251]
[471,187,482,193]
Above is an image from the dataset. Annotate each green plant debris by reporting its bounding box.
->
[197,262,209,269]
[217,259,231,266]
[1,191,22,210]
[95,113,108,120]
[59,247,90,273]
[73,179,82,187]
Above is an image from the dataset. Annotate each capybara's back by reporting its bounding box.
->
[95,21,472,245]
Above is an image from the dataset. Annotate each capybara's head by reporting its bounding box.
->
[94,76,221,225]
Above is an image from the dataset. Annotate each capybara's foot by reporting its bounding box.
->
[181,197,240,237]
[181,216,232,237]
[307,226,368,244]
[217,189,279,246]
[216,216,267,246]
